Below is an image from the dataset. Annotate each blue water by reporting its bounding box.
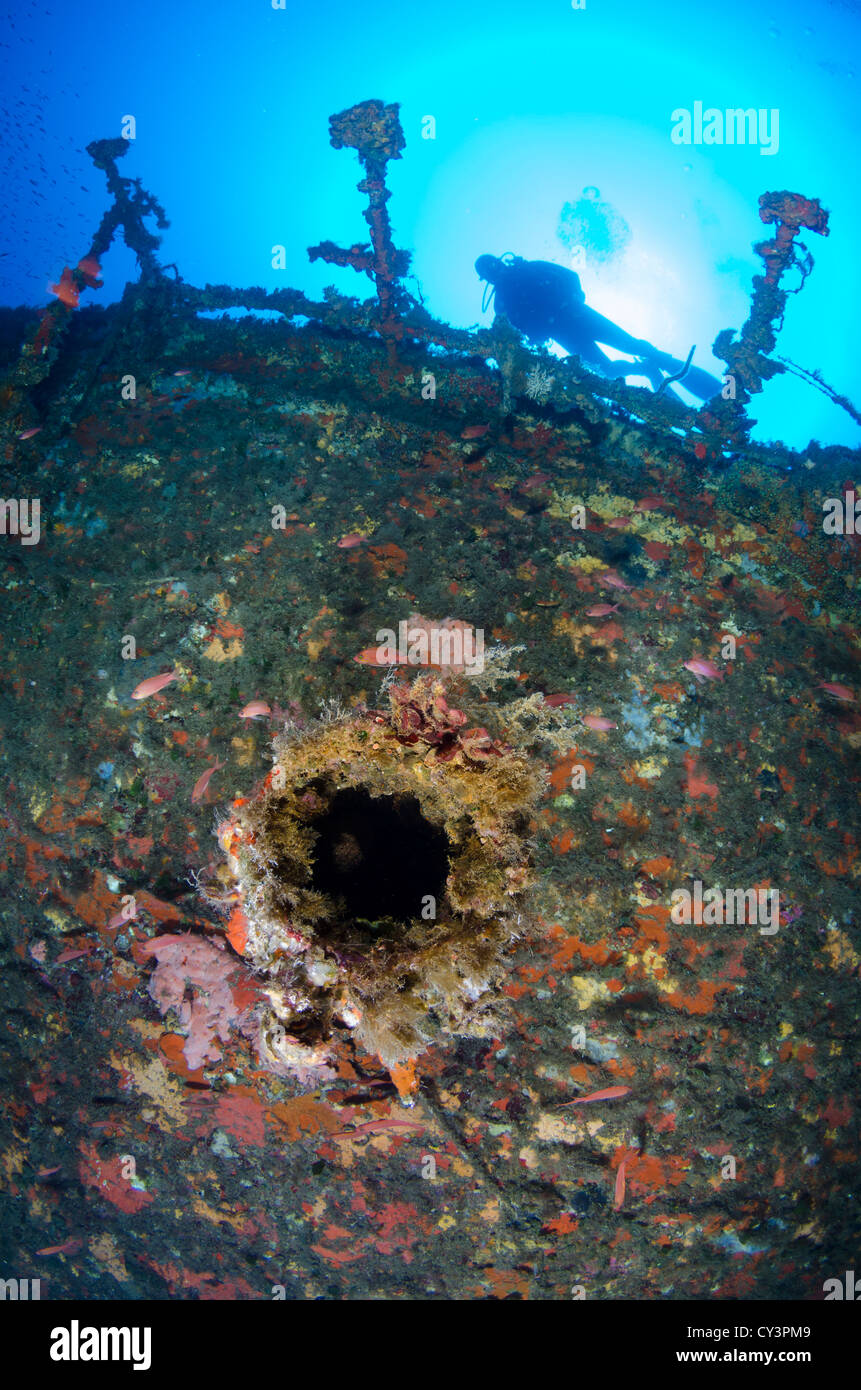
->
[2,0,859,449]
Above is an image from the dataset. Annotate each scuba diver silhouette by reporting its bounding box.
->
[475,254,722,402]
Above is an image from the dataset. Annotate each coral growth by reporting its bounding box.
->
[308,99,412,334]
[1,136,171,439]
[702,189,830,450]
[209,675,544,1094]
[139,932,260,1071]
[85,136,170,284]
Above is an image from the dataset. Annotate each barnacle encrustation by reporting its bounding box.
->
[212,674,545,1099]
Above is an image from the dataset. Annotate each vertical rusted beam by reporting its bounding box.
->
[308,100,412,337]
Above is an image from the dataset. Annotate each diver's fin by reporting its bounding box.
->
[677,362,723,402]
[649,346,722,402]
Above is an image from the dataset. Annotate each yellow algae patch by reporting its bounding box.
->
[203,636,244,662]
[452,1157,474,1178]
[651,700,678,724]
[555,549,607,573]
[638,515,689,544]
[437,1087,462,1111]
[547,488,584,521]
[588,1124,629,1155]
[42,906,74,932]
[327,1134,357,1168]
[534,1113,584,1145]
[129,1019,161,1041]
[552,615,602,659]
[569,974,612,1010]
[625,944,675,987]
[793,1219,826,1245]
[111,1052,185,1127]
[582,490,638,519]
[120,453,161,480]
[230,735,258,767]
[190,1195,250,1232]
[89,1233,129,1283]
[28,1188,53,1224]
[822,927,860,973]
[631,755,667,781]
[1,1144,25,1184]
[461,1115,485,1141]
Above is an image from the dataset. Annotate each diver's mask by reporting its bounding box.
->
[475,252,516,313]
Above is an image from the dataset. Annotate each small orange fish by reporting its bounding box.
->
[18,427,42,440]
[634,496,666,511]
[36,1166,61,1178]
[191,758,225,804]
[520,472,551,490]
[598,571,632,591]
[560,1085,631,1106]
[354,646,399,666]
[55,945,91,963]
[131,669,179,700]
[333,1118,425,1138]
[36,1238,82,1256]
[461,424,489,439]
[173,368,192,377]
[543,693,577,708]
[683,657,722,682]
[239,700,271,719]
[585,603,620,617]
[49,266,79,308]
[819,681,854,701]
[581,715,617,731]
[605,516,632,529]
[337,532,366,549]
[614,1157,628,1210]
[108,902,138,929]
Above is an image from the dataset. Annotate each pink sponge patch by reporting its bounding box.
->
[140,932,259,1071]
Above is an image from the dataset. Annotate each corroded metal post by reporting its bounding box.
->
[699,191,830,451]
[308,100,412,334]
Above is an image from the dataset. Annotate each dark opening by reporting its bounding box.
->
[309,785,449,931]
